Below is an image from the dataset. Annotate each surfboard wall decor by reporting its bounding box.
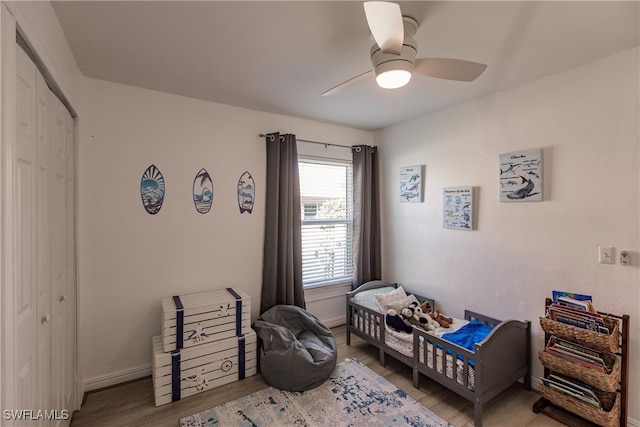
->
[193,168,214,214]
[237,171,255,214]
[140,164,165,215]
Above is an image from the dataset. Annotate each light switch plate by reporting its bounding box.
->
[598,246,614,264]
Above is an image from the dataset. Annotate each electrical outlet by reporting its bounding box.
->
[620,251,629,266]
[598,246,614,264]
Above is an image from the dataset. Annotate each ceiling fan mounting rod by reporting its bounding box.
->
[402,16,418,38]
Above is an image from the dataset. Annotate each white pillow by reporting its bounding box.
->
[351,287,397,308]
[384,294,419,313]
[374,286,407,310]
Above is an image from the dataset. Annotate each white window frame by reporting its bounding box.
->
[298,155,353,289]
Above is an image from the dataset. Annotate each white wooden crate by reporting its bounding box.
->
[161,288,251,353]
[152,330,257,406]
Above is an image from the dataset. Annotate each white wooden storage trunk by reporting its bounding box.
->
[152,330,257,406]
[161,288,251,353]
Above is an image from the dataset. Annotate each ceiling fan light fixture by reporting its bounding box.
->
[375,65,412,89]
[370,37,417,90]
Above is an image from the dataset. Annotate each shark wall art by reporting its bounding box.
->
[499,148,543,202]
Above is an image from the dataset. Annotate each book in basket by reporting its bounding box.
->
[545,336,609,373]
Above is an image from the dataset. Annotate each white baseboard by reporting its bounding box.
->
[323,315,346,328]
[83,364,151,392]
[628,416,639,427]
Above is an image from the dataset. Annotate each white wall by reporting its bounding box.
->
[376,48,639,422]
[77,77,372,389]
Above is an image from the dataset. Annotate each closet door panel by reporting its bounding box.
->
[64,109,76,413]
[35,68,52,418]
[50,92,69,422]
[15,43,38,412]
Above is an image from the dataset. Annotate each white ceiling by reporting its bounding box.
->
[51,1,639,131]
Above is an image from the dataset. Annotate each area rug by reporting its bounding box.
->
[179,358,452,427]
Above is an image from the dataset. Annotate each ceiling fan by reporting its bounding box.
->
[322,1,487,96]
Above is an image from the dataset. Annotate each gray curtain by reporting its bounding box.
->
[352,145,381,289]
[261,133,305,314]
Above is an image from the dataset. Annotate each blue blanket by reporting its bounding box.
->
[439,320,493,366]
[442,320,493,352]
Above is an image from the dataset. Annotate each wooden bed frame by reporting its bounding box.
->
[346,281,531,427]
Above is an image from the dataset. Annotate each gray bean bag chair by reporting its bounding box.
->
[253,305,337,391]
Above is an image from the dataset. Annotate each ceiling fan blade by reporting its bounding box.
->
[414,58,488,82]
[322,70,373,96]
[363,2,404,54]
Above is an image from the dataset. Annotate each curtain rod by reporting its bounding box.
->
[259,133,353,150]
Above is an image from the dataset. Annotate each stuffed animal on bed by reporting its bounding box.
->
[385,309,413,333]
[420,301,453,328]
[401,301,439,331]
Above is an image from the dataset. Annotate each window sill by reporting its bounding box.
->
[303,279,351,290]
[303,281,352,303]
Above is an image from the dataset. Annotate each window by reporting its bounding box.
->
[299,158,353,287]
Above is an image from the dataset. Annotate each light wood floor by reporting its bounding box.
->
[70,326,572,427]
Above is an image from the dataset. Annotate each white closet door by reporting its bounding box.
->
[35,56,52,423]
[14,42,75,426]
[50,91,72,426]
[64,107,77,417]
[14,37,38,414]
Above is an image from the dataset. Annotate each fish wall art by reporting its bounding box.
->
[237,171,255,214]
[443,186,474,230]
[499,148,543,202]
[193,168,214,214]
[140,164,165,214]
[399,165,423,202]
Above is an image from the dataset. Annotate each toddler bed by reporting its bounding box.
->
[345,281,531,427]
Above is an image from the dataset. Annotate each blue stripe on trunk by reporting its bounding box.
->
[238,335,246,380]
[226,288,243,336]
[171,351,181,401]
[173,295,184,350]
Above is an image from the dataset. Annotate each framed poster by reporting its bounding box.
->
[499,148,543,202]
[443,186,473,230]
[399,165,423,202]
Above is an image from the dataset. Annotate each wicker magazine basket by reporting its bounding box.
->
[539,316,619,353]
[538,349,620,392]
[538,383,620,427]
